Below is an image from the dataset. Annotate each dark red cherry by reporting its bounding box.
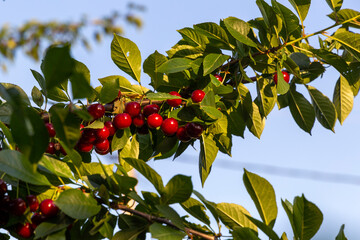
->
[80,129,97,143]
[95,126,110,140]
[133,114,145,128]
[191,90,205,103]
[147,114,163,129]
[185,122,203,138]
[167,91,182,107]
[125,102,141,117]
[176,127,191,142]
[87,103,105,120]
[143,104,160,118]
[77,142,93,152]
[26,195,39,212]
[16,223,33,238]
[31,212,47,229]
[0,179,7,195]
[94,139,110,152]
[40,199,59,217]
[45,123,56,138]
[11,198,27,216]
[161,118,178,136]
[46,142,56,154]
[104,121,116,136]
[113,113,132,129]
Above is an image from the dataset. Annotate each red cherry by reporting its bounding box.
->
[167,92,182,107]
[137,125,149,135]
[185,122,203,138]
[80,129,97,143]
[161,118,178,136]
[125,102,141,117]
[80,124,85,130]
[104,121,116,136]
[16,223,33,238]
[46,142,56,154]
[176,127,191,142]
[133,114,145,128]
[0,179,7,195]
[26,195,39,212]
[45,123,56,138]
[95,126,110,140]
[40,199,59,217]
[87,103,105,120]
[273,71,290,84]
[77,142,93,152]
[31,212,47,229]
[147,114,163,129]
[0,195,11,211]
[113,113,132,129]
[191,90,205,103]
[95,148,110,155]
[214,74,223,82]
[94,139,110,152]
[143,104,160,118]
[11,198,27,216]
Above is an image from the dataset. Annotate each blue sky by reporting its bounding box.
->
[1,0,360,239]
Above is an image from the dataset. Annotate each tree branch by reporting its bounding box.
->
[111,203,219,240]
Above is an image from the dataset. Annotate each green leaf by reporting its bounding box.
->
[143,51,168,90]
[49,106,81,148]
[111,34,141,83]
[217,202,257,231]
[111,128,132,152]
[46,229,66,240]
[246,102,265,139]
[31,69,46,95]
[199,133,219,186]
[306,85,337,131]
[243,170,277,227]
[98,75,133,92]
[35,222,68,239]
[193,22,232,49]
[31,86,44,107]
[201,106,223,120]
[69,60,93,99]
[156,205,185,230]
[293,195,323,240]
[84,120,104,129]
[177,27,209,47]
[0,120,14,147]
[47,87,70,102]
[150,223,186,240]
[246,215,280,240]
[119,134,139,168]
[328,9,360,28]
[272,0,301,38]
[232,227,260,240]
[181,197,211,226]
[203,54,230,76]
[0,150,51,185]
[288,86,315,134]
[226,106,246,137]
[289,52,310,70]
[10,106,49,164]
[276,65,290,95]
[146,92,182,101]
[336,225,348,240]
[162,175,193,204]
[157,58,192,74]
[223,17,258,47]
[0,83,30,106]
[328,31,360,61]
[255,78,277,117]
[55,189,101,219]
[256,0,278,31]
[113,227,146,240]
[325,0,343,12]
[288,0,311,23]
[39,155,74,179]
[193,190,220,223]
[41,45,75,90]
[123,158,164,194]
[333,76,354,125]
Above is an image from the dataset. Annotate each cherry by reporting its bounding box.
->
[94,139,110,152]
[176,127,191,142]
[0,179,7,195]
[80,129,97,143]
[40,199,59,217]
[77,142,93,152]
[87,103,105,120]
[46,142,56,154]
[95,126,110,140]
[185,122,203,138]
[26,195,39,212]
[104,121,116,136]
[59,145,67,156]
[273,71,290,84]
[16,223,33,238]
[167,91,182,107]
[95,148,110,155]
[161,118,178,136]
[147,113,163,129]
[214,74,223,82]
[143,104,160,118]
[125,101,141,117]
[31,212,47,229]
[137,125,149,135]
[113,113,132,129]
[133,114,145,128]
[0,195,11,211]
[191,90,205,103]
[45,123,56,138]
[11,198,27,216]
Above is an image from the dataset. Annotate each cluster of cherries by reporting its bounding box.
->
[0,179,59,238]
[74,88,207,154]
[44,123,67,156]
